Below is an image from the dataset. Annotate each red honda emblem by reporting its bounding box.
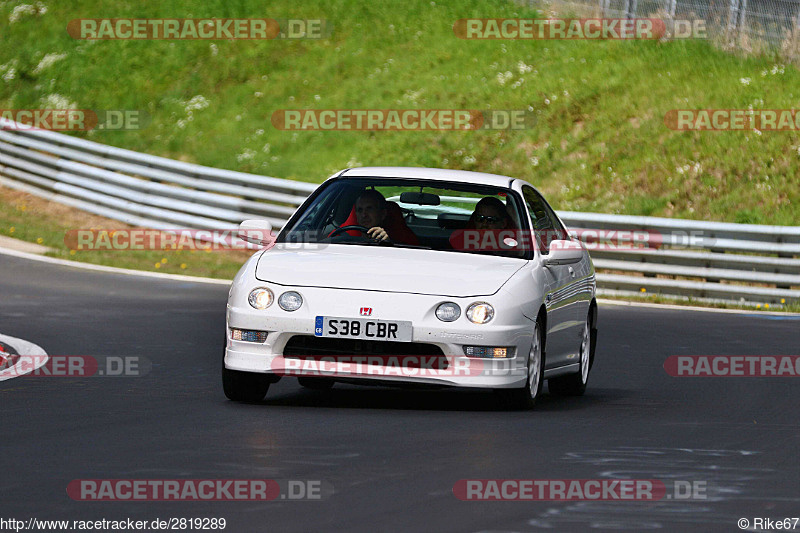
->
[360,307,372,316]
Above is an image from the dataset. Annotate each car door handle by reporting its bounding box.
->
[568,266,575,277]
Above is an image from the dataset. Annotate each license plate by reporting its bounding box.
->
[314,316,412,342]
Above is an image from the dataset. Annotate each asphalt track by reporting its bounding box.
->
[1,251,799,532]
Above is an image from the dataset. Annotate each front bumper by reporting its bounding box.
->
[225,286,533,389]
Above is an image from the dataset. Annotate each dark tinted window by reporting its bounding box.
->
[521,186,568,254]
[279,177,530,258]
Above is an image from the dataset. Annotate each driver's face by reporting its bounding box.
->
[356,196,385,228]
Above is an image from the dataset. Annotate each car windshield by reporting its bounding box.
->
[278,177,531,259]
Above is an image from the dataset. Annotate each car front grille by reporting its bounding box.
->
[282,336,447,369]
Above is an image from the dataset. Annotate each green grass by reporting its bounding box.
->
[0,188,250,278]
[599,292,800,313]
[0,0,797,225]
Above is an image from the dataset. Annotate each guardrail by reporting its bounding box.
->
[561,212,800,304]
[0,120,797,306]
[0,119,316,232]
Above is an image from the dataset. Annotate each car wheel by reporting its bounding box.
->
[298,377,335,390]
[548,314,592,396]
[498,321,544,410]
[222,341,270,402]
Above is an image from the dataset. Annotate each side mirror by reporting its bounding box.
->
[542,239,583,266]
[238,219,275,247]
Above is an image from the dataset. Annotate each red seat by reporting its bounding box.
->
[383,202,420,246]
[338,206,359,235]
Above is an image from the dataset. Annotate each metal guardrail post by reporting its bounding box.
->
[625,0,638,19]
[737,0,747,33]
[728,0,740,32]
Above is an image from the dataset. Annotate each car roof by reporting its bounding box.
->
[337,167,521,188]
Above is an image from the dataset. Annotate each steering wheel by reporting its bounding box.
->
[329,225,371,238]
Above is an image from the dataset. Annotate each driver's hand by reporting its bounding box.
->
[367,226,388,241]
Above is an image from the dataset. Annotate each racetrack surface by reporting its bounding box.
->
[2,252,799,532]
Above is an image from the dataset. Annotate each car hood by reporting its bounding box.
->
[255,244,526,297]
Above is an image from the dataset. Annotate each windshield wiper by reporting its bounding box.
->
[331,240,384,246]
[332,240,431,250]
[383,242,431,250]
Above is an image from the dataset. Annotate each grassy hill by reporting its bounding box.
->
[0,0,798,225]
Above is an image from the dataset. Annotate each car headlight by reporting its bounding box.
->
[248,288,274,309]
[278,291,303,311]
[466,302,494,324]
[435,302,461,322]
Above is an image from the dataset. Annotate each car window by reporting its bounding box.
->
[541,197,568,242]
[521,186,567,254]
[279,177,531,259]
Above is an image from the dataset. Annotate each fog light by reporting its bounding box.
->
[248,287,274,309]
[463,346,513,358]
[278,291,303,311]
[466,302,494,324]
[435,302,461,322]
[231,328,268,343]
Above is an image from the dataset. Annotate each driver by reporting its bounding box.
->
[334,189,419,245]
[355,189,391,242]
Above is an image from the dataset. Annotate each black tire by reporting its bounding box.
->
[298,377,335,390]
[548,312,593,396]
[498,321,544,410]
[222,342,270,402]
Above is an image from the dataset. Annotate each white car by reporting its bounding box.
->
[223,167,597,409]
